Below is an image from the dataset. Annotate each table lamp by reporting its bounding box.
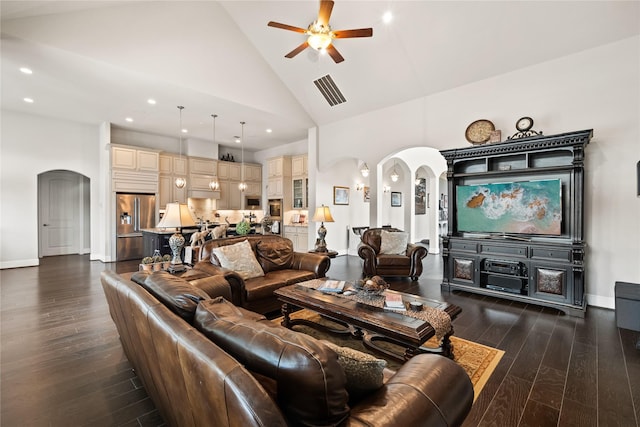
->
[156,202,196,273]
[311,204,334,252]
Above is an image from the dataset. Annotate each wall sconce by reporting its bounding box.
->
[360,163,369,177]
[355,183,365,191]
[383,185,391,193]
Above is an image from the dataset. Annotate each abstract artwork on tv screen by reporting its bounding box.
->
[456,179,562,235]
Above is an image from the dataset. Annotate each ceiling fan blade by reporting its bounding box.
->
[333,28,373,38]
[317,0,334,26]
[268,21,307,33]
[285,41,309,58]
[326,44,344,63]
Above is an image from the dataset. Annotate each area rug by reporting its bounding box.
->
[272,310,504,402]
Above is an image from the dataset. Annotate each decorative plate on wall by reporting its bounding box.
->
[465,119,495,145]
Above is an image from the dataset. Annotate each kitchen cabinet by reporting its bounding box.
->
[292,155,307,177]
[243,163,262,181]
[266,156,291,199]
[284,225,308,252]
[189,157,217,175]
[291,154,308,209]
[159,153,188,209]
[217,180,242,210]
[112,146,159,172]
[292,177,308,209]
[218,161,241,181]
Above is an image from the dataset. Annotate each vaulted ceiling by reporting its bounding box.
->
[2,1,638,151]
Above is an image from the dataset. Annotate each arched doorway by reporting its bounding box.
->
[38,170,90,257]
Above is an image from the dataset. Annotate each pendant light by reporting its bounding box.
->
[209,114,220,191]
[238,121,247,192]
[174,106,186,189]
[390,160,399,182]
[360,162,369,177]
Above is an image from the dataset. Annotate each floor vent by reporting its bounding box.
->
[313,74,346,106]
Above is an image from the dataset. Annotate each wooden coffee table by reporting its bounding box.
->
[274,281,461,362]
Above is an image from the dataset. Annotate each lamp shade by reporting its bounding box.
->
[312,205,335,223]
[157,202,196,229]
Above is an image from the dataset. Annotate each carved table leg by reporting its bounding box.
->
[280,303,293,329]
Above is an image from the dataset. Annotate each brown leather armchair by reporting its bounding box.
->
[358,227,428,281]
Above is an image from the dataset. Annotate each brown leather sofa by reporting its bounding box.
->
[183,234,330,314]
[358,227,428,281]
[101,270,474,427]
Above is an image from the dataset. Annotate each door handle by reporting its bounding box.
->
[43,224,49,226]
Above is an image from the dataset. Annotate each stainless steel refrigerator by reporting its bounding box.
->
[116,193,156,261]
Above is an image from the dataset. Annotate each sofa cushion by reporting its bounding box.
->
[377,254,411,267]
[256,239,294,273]
[194,299,350,426]
[379,230,409,255]
[211,239,265,280]
[131,271,210,323]
[321,340,387,400]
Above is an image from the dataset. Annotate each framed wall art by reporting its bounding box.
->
[391,191,402,207]
[363,186,370,202]
[333,186,350,205]
[415,178,426,214]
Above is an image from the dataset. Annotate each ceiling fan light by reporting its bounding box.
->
[308,33,332,50]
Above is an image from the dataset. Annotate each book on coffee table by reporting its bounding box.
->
[384,292,406,311]
[318,280,345,293]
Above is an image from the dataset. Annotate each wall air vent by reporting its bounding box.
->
[313,74,346,107]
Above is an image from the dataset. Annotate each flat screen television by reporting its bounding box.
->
[456,179,562,236]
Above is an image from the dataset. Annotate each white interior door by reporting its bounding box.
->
[39,171,80,257]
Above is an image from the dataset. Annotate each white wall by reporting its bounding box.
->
[1,111,102,268]
[316,36,640,308]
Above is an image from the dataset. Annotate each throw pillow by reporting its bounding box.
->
[211,239,265,280]
[255,238,294,273]
[379,230,409,255]
[321,340,387,399]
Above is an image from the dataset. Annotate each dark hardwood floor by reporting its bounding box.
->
[1,254,638,426]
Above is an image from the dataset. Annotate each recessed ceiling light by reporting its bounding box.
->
[266,129,273,133]
[382,11,393,24]
[23,97,34,103]
[20,67,33,75]
[181,129,188,133]
[125,117,133,122]
[147,99,156,105]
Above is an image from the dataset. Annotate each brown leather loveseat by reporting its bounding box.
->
[101,270,474,427]
[182,234,330,314]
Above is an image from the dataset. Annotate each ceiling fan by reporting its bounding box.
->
[267,0,373,63]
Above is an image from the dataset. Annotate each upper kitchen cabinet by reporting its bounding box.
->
[188,157,217,176]
[158,153,188,207]
[243,164,262,181]
[266,156,291,199]
[111,145,159,194]
[218,161,242,181]
[291,155,307,177]
[112,145,159,172]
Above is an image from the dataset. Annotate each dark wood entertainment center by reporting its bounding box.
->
[441,129,592,317]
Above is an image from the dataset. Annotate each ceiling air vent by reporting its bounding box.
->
[313,74,346,107]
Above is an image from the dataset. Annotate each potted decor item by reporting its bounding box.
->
[153,254,163,271]
[235,219,251,236]
[141,256,154,271]
[162,254,171,270]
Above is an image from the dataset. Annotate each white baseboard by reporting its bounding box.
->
[0,259,40,269]
[90,253,113,263]
[586,294,615,310]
